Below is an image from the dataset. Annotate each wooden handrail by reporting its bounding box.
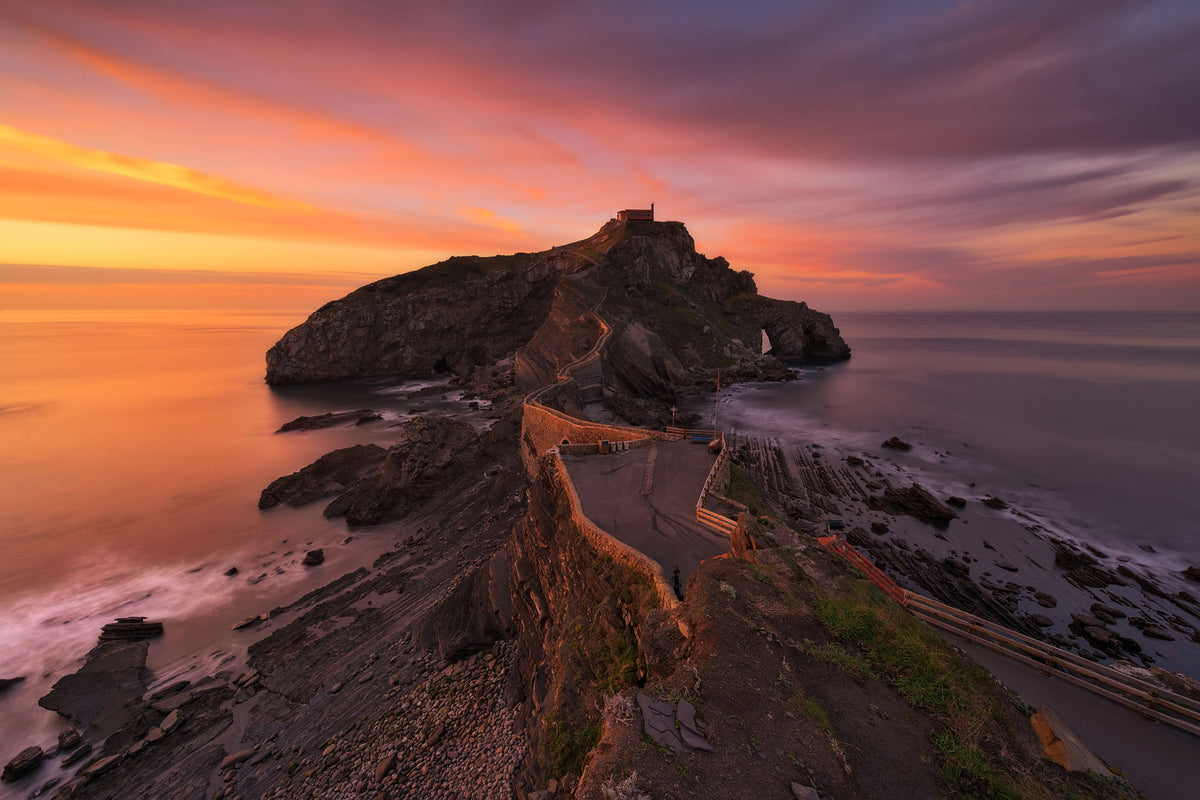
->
[816,534,1200,738]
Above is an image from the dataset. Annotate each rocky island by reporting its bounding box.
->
[12,216,1179,800]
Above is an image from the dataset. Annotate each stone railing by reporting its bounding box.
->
[546,449,679,610]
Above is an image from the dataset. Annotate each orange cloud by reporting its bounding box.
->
[0,124,312,211]
[458,207,522,234]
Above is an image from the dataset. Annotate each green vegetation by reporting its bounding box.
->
[810,579,1140,799]
[540,709,602,778]
[535,487,661,780]
[726,464,769,517]
[351,252,534,299]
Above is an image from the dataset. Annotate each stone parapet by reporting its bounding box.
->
[544,451,678,611]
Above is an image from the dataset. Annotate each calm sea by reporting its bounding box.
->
[714,311,1200,568]
[0,309,483,754]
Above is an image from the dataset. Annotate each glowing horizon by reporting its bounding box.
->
[2,1,1198,312]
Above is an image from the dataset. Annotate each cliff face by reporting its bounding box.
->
[264,218,850,397]
[265,251,590,384]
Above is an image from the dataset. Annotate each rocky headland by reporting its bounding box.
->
[10,217,1183,800]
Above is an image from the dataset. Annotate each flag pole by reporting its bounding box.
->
[714,369,720,432]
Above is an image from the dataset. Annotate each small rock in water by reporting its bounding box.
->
[2,746,43,782]
[57,727,81,751]
[945,496,967,509]
[99,617,164,642]
[302,549,325,567]
[0,676,25,694]
[60,742,93,767]
[881,436,912,451]
[981,496,1007,510]
[224,566,239,577]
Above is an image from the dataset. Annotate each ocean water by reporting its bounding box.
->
[0,309,489,762]
[710,311,1200,569]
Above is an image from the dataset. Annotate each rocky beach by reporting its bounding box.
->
[4,220,1195,799]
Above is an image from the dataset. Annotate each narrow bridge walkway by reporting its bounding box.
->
[562,441,728,590]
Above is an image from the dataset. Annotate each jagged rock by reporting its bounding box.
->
[259,444,387,509]
[220,749,256,770]
[1053,542,1122,589]
[1030,706,1110,776]
[324,416,483,526]
[276,409,382,432]
[791,783,820,800]
[1090,603,1126,624]
[57,728,81,751]
[636,693,685,752]
[1183,566,1200,583]
[39,640,150,731]
[82,753,122,778]
[223,566,239,577]
[2,746,43,782]
[375,753,396,782]
[846,456,865,467]
[1034,591,1058,608]
[881,436,912,451]
[302,549,325,567]
[867,483,957,529]
[1142,626,1175,641]
[61,743,92,767]
[98,617,163,641]
[870,521,889,534]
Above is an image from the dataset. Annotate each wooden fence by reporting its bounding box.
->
[817,535,1200,738]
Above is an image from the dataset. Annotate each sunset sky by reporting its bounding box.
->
[1,0,1197,311]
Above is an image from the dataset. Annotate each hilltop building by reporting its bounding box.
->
[616,203,654,221]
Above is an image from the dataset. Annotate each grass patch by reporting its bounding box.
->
[811,580,1142,799]
[540,710,602,778]
[726,463,769,517]
[791,694,833,738]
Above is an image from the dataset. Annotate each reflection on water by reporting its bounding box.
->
[0,309,489,753]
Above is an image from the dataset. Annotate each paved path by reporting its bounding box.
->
[562,441,729,591]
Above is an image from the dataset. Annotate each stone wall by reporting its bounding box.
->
[520,402,671,477]
[545,451,678,612]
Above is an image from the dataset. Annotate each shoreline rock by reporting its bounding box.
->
[276,409,382,432]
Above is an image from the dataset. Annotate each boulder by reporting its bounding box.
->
[1030,706,1110,776]
[98,617,163,642]
[57,727,81,751]
[302,549,325,567]
[2,746,43,783]
[867,483,957,529]
[39,640,150,731]
[324,415,484,526]
[259,444,387,510]
[276,409,381,432]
